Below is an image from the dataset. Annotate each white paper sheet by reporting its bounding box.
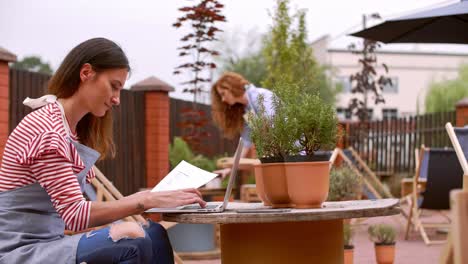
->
[151,160,219,192]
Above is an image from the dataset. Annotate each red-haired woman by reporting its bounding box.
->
[211,72,276,177]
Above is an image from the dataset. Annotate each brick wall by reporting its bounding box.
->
[456,98,468,127]
[0,62,8,157]
[145,92,170,188]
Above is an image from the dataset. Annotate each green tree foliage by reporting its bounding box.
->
[169,137,216,171]
[216,29,267,87]
[261,0,339,103]
[215,0,339,102]
[221,51,267,87]
[12,56,53,74]
[425,64,468,113]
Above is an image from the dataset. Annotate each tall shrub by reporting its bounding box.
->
[425,64,468,113]
[262,0,339,103]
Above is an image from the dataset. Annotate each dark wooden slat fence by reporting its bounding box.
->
[9,69,146,195]
[344,111,456,176]
[9,69,50,130]
[95,90,146,196]
[169,98,238,157]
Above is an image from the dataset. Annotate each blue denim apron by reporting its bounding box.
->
[0,135,100,264]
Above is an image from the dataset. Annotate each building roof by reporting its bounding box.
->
[130,76,175,92]
[312,34,468,57]
[0,47,17,62]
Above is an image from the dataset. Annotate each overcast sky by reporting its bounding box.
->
[0,0,455,99]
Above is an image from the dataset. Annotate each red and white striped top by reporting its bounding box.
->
[0,102,96,231]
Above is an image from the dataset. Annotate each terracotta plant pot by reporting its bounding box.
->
[374,244,395,264]
[344,247,354,264]
[285,161,330,208]
[261,162,291,208]
[253,164,271,206]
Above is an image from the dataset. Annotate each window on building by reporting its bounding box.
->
[382,77,399,94]
[336,107,352,120]
[337,76,352,93]
[366,108,374,120]
[337,76,398,94]
[382,108,398,120]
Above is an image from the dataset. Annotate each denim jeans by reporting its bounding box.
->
[76,220,174,264]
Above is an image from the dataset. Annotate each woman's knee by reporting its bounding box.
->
[77,223,153,264]
[109,221,146,242]
[144,221,170,239]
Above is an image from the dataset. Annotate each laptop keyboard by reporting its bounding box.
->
[181,204,219,210]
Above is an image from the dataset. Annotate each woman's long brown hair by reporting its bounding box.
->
[48,38,130,159]
[211,72,249,139]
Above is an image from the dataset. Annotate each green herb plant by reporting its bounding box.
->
[368,223,397,245]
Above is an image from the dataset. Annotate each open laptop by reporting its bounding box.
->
[147,137,243,213]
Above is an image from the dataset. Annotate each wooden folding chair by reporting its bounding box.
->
[405,147,463,245]
[400,147,427,204]
[89,166,184,264]
[440,123,468,263]
[449,190,468,264]
[402,146,428,225]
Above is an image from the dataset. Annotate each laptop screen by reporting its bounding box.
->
[221,137,244,209]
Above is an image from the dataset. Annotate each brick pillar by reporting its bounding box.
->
[0,47,17,159]
[456,98,468,127]
[130,76,175,188]
[145,92,170,187]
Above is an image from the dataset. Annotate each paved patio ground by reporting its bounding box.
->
[182,202,449,264]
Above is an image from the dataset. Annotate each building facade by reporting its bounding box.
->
[312,36,468,120]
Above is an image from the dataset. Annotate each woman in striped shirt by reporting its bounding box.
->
[0,38,206,264]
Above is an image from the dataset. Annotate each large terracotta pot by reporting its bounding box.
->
[374,244,395,264]
[253,164,271,206]
[285,161,330,208]
[261,162,291,208]
[344,247,354,264]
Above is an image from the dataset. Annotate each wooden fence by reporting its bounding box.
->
[9,69,146,195]
[95,90,146,196]
[169,98,238,157]
[344,111,456,176]
[9,69,50,130]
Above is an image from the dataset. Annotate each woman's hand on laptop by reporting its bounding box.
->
[147,188,207,208]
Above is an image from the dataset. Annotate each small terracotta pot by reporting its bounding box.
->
[285,161,330,208]
[374,244,395,264]
[254,164,271,206]
[344,247,354,264]
[261,162,291,208]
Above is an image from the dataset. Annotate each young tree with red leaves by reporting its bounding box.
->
[173,0,226,153]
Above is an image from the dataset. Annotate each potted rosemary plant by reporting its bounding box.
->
[276,81,339,208]
[249,95,292,208]
[368,223,397,264]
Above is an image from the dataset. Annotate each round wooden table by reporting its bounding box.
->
[163,199,401,264]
